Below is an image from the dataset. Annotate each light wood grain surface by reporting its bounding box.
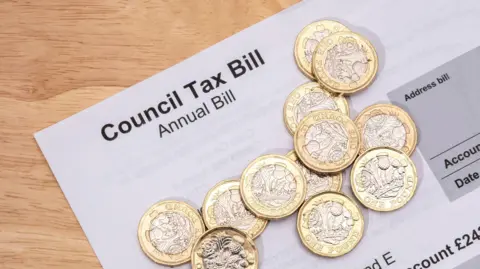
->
[0,1,299,268]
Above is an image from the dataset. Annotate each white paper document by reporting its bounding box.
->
[35,0,480,268]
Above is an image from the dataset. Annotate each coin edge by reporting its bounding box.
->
[296,191,365,257]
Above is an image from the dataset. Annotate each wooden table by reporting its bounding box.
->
[0,1,298,268]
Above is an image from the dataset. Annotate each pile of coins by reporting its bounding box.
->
[138,20,418,268]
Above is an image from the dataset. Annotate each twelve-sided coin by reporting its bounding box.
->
[240,154,306,219]
[350,147,418,211]
[355,103,417,156]
[297,192,364,257]
[138,200,205,266]
[312,31,378,94]
[294,110,360,173]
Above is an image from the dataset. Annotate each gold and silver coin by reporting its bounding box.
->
[294,20,350,79]
[240,154,306,219]
[351,147,417,211]
[312,31,378,95]
[283,82,349,135]
[294,110,360,173]
[286,150,342,200]
[202,179,268,239]
[355,103,417,156]
[297,192,364,257]
[138,200,205,266]
[191,227,258,269]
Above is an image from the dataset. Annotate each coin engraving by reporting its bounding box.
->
[355,104,417,155]
[296,160,334,196]
[213,189,256,230]
[324,36,369,84]
[304,170,333,199]
[351,147,418,211]
[294,110,360,173]
[138,200,205,266]
[297,192,364,257]
[240,155,306,219]
[305,201,353,245]
[356,152,406,199]
[286,151,342,200]
[198,234,251,269]
[149,212,193,255]
[192,227,258,269]
[203,180,268,239]
[294,20,350,79]
[251,164,296,207]
[313,32,378,94]
[305,119,348,162]
[303,26,333,63]
[364,115,406,149]
[283,82,349,134]
[296,92,338,122]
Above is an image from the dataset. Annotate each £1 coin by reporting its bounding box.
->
[283,82,349,135]
[312,31,378,94]
[202,179,268,239]
[138,200,205,266]
[355,103,417,156]
[240,154,306,219]
[294,20,350,79]
[286,150,342,200]
[191,227,258,269]
[351,147,418,211]
[294,110,360,173]
[297,191,364,257]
